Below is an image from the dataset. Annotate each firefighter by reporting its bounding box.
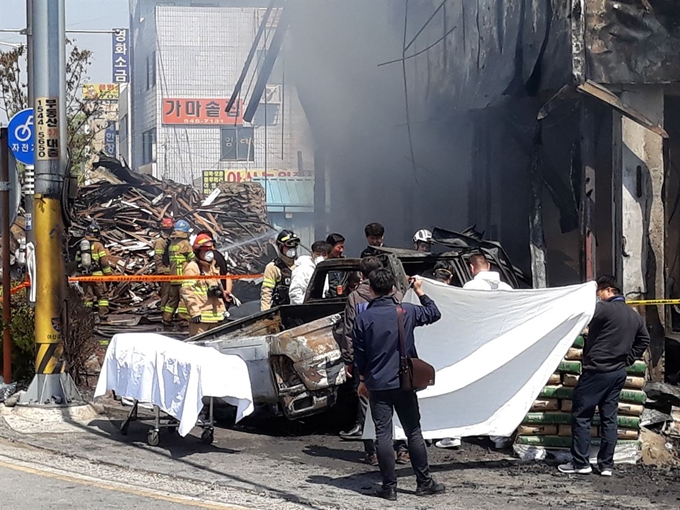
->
[154,217,174,326]
[413,229,433,252]
[165,219,195,323]
[79,222,111,318]
[180,233,227,336]
[260,230,300,311]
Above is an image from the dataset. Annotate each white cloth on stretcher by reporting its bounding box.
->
[94,333,254,436]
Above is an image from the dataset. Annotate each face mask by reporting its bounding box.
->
[285,248,297,259]
[314,256,326,264]
[203,250,215,262]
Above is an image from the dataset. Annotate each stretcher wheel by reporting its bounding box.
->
[147,429,160,446]
[201,428,214,445]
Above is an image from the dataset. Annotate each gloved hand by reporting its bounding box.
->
[191,316,201,324]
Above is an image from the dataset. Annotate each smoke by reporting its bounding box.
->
[287,0,471,254]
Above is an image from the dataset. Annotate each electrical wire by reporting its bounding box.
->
[402,0,418,185]
[378,25,457,67]
[403,0,449,53]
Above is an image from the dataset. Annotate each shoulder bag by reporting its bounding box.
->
[397,305,435,391]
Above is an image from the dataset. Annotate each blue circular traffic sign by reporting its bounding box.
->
[8,108,35,166]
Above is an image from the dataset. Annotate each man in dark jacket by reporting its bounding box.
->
[559,276,650,477]
[339,257,406,465]
[353,269,444,500]
[360,222,385,258]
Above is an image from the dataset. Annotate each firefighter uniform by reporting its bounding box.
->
[164,233,195,322]
[153,234,172,323]
[81,238,111,316]
[180,259,226,336]
[260,257,295,311]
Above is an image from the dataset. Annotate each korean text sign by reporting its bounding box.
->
[162,98,243,125]
[112,28,129,83]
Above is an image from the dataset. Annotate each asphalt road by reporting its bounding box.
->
[0,461,245,510]
[0,464,197,509]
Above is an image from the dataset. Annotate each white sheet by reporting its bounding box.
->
[94,333,254,436]
[363,280,596,440]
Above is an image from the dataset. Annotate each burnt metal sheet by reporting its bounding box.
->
[585,0,680,84]
[577,80,669,137]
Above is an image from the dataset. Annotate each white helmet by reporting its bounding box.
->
[413,229,433,244]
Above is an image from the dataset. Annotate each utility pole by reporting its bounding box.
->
[20,0,81,405]
[25,0,36,306]
[1,129,11,384]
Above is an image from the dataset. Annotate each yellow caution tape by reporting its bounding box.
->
[626,299,680,306]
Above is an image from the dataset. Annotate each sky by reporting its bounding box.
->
[0,0,129,83]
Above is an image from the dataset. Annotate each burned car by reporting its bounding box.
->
[191,228,527,420]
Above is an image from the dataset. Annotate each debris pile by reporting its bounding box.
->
[514,335,646,461]
[69,157,273,313]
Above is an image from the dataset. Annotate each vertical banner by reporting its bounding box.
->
[104,121,117,157]
[35,97,60,161]
[112,28,129,84]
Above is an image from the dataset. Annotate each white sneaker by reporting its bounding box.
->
[558,463,592,474]
[435,438,461,449]
[599,468,613,477]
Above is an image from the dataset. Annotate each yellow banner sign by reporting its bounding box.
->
[82,83,119,101]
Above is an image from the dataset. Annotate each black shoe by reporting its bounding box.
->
[375,486,397,501]
[416,480,445,496]
[339,424,363,440]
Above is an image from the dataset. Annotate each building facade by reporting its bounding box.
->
[125,0,314,188]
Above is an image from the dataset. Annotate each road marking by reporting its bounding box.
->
[0,456,248,510]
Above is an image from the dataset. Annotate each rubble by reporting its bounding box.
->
[68,156,274,314]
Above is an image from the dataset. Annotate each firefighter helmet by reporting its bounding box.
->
[174,219,190,233]
[276,230,300,247]
[412,229,433,244]
[193,233,214,250]
[87,223,101,236]
[160,217,174,229]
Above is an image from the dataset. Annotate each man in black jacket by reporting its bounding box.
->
[559,276,650,476]
[353,269,444,500]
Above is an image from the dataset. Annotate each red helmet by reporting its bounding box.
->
[160,217,174,229]
[193,233,214,250]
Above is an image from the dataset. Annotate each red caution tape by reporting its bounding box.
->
[68,273,263,284]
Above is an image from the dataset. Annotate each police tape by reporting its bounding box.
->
[626,299,680,306]
[68,273,263,284]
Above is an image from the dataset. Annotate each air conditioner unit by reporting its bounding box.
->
[261,85,282,105]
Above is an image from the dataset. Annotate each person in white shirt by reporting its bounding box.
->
[437,254,514,451]
[289,241,332,305]
[463,253,513,291]
[466,252,514,450]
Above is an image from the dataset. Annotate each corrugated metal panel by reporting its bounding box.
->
[252,176,314,213]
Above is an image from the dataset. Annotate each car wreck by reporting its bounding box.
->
[191,228,527,420]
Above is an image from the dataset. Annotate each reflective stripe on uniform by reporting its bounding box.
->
[98,299,109,307]
[262,277,277,289]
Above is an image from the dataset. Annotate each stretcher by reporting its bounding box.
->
[119,397,215,446]
[95,333,254,447]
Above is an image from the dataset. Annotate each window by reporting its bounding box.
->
[142,129,156,164]
[220,126,254,161]
[146,51,156,90]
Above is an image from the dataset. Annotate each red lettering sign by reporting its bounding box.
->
[162,98,243,126]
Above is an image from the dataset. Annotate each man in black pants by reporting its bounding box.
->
[353,269,444,500]
[559,276,650,476]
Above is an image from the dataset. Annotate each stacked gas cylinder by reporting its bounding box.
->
[515,335,646,449]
